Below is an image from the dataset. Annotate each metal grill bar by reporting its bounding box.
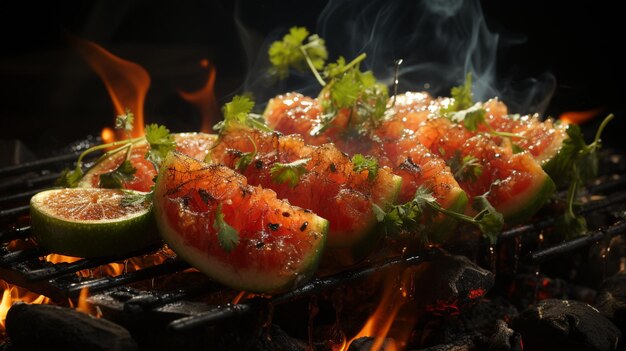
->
[0,151,83,177]
[168,253,431,332]
[528,219,626,263]
[0,173,62,193]
[59,259,190,297]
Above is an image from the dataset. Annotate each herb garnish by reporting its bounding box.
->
[443,73,523,139]
[213,203,240,252]
[446,151,483,183]
[56,109,174,189]
[144,123,175,168]
[212,95,272,135]
[352,154,379,182]
[269,27,388,137]
[270,158,310,188]
[235,136,258,173]
[376,187,503,244]
[554,114,614,239]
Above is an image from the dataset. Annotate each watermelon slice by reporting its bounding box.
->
[264,93,466,210]
[79,133,217,191]
[375,93,554,223]
[153,152,328,293]
[208,126,402,248]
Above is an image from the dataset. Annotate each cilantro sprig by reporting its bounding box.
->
[56,109,176,189]
[376,187,503,244]
[270,158,310,188]
[446,151,483,183]
[269,27,388,137]
[212,95,272,135]
[442,73,524,140]
[553,114,614,239]
[144,124,175,168]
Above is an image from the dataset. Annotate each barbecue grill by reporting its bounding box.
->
[2,1,625,350]
[1,136,626,349]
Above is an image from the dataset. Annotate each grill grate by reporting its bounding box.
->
[0,141,625,332]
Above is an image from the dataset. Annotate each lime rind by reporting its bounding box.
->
[30,189,160,258]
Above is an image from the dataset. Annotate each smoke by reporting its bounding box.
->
[243,0,555,115]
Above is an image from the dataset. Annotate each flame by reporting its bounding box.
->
[559,107,604,125]
[101,127,116,144]
[71,36,151,139]
[0,280,54,333]
[179,60,220,133]
[335,269,417,351]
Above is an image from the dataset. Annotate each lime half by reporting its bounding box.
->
[30,188,160,258]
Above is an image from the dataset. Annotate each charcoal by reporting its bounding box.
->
[6,302,137,351]
[595,270,626,331]
[512,299,621,351]
[487,319,521,351]
[411,335,476,351]
[347,336,396,351]
[461,297,518,336]
[410,255,494,316]
[253,324,308,351]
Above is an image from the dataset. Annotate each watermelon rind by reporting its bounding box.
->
[153,153,329,294]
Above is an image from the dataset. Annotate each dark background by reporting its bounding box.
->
[0,0,623,161]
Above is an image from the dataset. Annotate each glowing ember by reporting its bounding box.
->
[71,36,151,139]
[179,60,220,133]
[559,107,604,125]
[0,280,54,335]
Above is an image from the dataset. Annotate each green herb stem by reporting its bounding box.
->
[76,136,144,168]
[589,114,614,151]
[299,46,326,86]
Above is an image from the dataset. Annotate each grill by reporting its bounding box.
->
[1,134,626,349]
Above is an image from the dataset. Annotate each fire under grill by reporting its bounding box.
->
[1,138,626,350]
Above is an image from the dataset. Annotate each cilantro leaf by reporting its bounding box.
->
[145,124,175,168]
[446,104,487,131]
[213,203,239,252]
[268,26,328,80]
[441,72,474,113]
[121,190,152,208]
[115,108,135,132]
[213,95,272,134]
[55,166,84,188]
[270,158,310,188]
[385,187,504,243]
[352,154,379,182]
[234,136,258,173]
[99,159,136,189]
[446,151,483,183]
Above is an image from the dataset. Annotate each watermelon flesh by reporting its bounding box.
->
[263,93,466,209]
[208,126,402,247]
[79,133,217,192]
[384,94,555,222]
[153,152,328,293]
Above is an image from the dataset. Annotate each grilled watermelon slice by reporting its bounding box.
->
[153,152,328,293]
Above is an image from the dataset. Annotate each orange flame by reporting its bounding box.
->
[335,269,417,351]
[0,280,54,334]
[101,127,116,144]
[559,107,604,125]
[179,60,220,133]
[71,36,151,138]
